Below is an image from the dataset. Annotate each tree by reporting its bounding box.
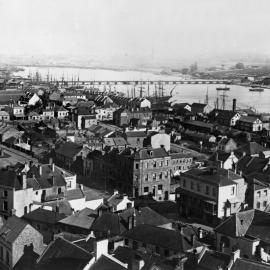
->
[235,62,245,69]
[190,62,198,74]
[181,68,189,75]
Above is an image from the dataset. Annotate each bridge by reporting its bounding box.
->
[53,79,232,87]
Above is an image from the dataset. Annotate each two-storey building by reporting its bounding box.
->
[176,166,247,225]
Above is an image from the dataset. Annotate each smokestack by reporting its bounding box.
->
[232,99,236,112]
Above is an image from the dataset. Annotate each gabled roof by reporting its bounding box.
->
[0,170,26,190]
[89,254,127,270]
[231,258,270,270]
[55,142,83,158]
[215,209,270,243]
[37,237,92,269]
[0,216,29,244]
[235,142,266,156]
[58,208,97,230]
[239,116,262,123]
[23,208,66,224]
[125,131,147,138]
[123,224,199,253]
[91,212,126,235]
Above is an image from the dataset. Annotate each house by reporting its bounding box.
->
[6,103,25,120]
[0,111,10,122]
[245,177,270,211]
[215,209,270,262]
[42,107,54,120]
[58,208,98,235]
[55,106,68,119]
[19,92,41,107]
[0,125,21,143]
[209,150,239,170]
[23,208,66,244]
[217,137,238,153]
[210,110,241,127]
[191,103,212,115]
[176,167,247,225]
[173,103,192,112]
[55,142,83,170]
[237,116,263,132]
[27,111,41,121]
[74,107,97,130]
[0,216,44,269]
[95,106,115,121]
[123,224,202,258]
[235,141,267,157]
[35,236,93,270]
[106,191,134,212]
[182,120,215,133]
[103,137,128,151]
[231,258,270,270]
[125,131,147,148]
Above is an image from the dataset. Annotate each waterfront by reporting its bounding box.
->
[15,66,270,113]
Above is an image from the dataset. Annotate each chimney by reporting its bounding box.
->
[22,174,27,189]
[94,238,108,260]
[231,249,240,263]
[39,165,42,175]
[232,99,236,112]
[49,157,53,165]
[0,148,4,157]
[131,254,145,270]
[198,227,203,239]
[52,163,55,172]
[191,234,196,246]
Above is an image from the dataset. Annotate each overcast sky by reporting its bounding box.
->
[0,0,270,64]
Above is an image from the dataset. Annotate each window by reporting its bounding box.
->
[35,191,38,195]
[257,191,261,197]
[206,186,209,195]
[3,201,8,211]
[3,190,8,198]
[58,188,62,194]
[183,179,186,187]
[230,187,235,196]
[145,174,149,181]
[153,173,156,181]
[160,161,163,167]
[124,239,129,246]
[158,185,163,190]
[6,250,9,265]
[263,201,267,207]
[197,183,201,192]
[166,160,169,166]
[145,162,148,169]
[66,181,71,188]
[159,173,162,179]
[164,249,170,257]
[257,202,261,209]
[153,162,157,168]
[155,246,160,254]
[264,190,268,196]
[144,187,149,193]
[135,163,139,169]
[212,188,216,197]
[190,181,194,190]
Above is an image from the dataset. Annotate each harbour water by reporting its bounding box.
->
[15,66,270,113]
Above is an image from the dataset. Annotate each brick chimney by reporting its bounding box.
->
[22,173,27,189]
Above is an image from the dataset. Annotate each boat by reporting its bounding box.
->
[216,87,230,91]
[249,88,264,92]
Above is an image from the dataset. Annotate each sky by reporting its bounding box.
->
[0,0,270,66]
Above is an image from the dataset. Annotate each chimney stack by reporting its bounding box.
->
[39,165,42,175]
[232,99,236,112]
[231,249,240,263]
[22,174,27,189]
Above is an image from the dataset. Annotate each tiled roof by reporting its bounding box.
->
[125,131,147,138]
[58,208,97,230]
[132,147,169,160]
[66,188,85,201]
[37,237,92,268]
[123,224,196,253]
[55,142,83,158]
[91,212,126,235]
[235,142,266,156]
[239,116,261,123]
[231,258,270,270]
[215,209,270,242]
[0,216,29,244]
[89,254,127,270]
[23,208,66,224]
[183,167,240,187]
